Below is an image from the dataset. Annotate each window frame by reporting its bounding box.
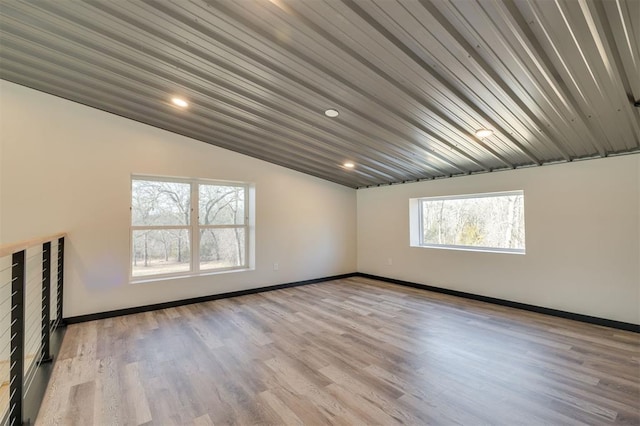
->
[412,190,526,255]
[130,175,251,282]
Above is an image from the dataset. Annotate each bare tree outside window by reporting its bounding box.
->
[131,177,249,279]
[199,184,246,270]
[420,191,525,253]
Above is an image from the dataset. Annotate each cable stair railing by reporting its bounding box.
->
[0,233,66,426]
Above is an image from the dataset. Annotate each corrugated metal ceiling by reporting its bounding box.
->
[1,0,638,188]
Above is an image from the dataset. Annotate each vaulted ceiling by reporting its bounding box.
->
[1,0,639,188]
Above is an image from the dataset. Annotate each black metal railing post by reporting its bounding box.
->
[41,242,52,363]
[9,249,26,426]
[56,237,64,324]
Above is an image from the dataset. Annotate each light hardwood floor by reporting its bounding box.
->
[1,360,8,412]
[36,277,639,425]
[0,381,7,422]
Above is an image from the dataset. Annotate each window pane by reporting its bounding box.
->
[200,228,245,270]
[421,192,525,251]
[132,229,191,277]
[199,185,245,225]
[132,180,191,226]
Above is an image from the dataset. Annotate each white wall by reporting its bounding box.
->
[0,85,4,244]
[358,155,640,325]
[0,81,357,317]
[2,80,637,325]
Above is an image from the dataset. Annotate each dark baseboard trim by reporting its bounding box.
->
[64,271,638,333]
[357,273,640,333]
[64,273,358,324]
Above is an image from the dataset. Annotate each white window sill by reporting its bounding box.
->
[411,243,525,255]
[130,267,253,285]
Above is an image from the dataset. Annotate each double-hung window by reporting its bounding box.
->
[130,176,250,280]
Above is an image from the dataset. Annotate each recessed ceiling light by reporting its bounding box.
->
[171,97,189,108]
[343,162,355,168]
[324,109,339,118]
[475,128,493,138]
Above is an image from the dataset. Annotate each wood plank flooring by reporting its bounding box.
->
[1,360,8,418]
[36,277,640,425]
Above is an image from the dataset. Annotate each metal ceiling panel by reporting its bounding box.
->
[1,0,638,188]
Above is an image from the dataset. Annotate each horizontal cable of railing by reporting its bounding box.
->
[0,233,66,426]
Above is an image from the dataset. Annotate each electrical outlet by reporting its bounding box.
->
[387,258,393,265]
[273,263,279,271]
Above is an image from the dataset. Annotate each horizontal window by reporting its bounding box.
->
[131,176,252,281]
[410,191,525,254]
